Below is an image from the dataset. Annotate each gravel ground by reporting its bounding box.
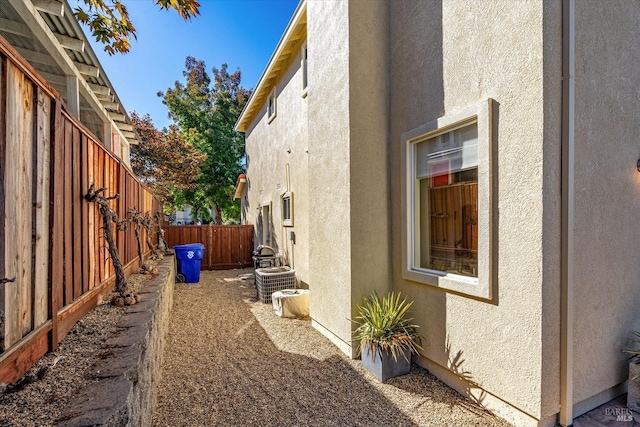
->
[152,269,511,427]
[0,261,157,427]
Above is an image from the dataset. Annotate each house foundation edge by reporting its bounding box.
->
[315,311,559,427]
[572,381,627,420]
[414,354,557,427]
[311,318,354,358]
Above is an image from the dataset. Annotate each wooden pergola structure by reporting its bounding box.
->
[0,0,139,165]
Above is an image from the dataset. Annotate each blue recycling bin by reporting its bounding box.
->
[174,243,205,283]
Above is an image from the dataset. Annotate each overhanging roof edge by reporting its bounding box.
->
[235,0,307,133]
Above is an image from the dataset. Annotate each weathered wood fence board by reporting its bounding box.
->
[34,89,50,331]
[62,117,72,307]
[0,56,5,352]
[165,225,254,270]
[428,182,478,270]
[49,99,63,354]
[4,60,36,348]
[0,34,161,384]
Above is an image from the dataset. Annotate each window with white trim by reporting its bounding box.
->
[261,201,272,246]
[301,41,308,96]
[402,99,494,300]
[282,191,293,227]
[414,123,478,276]
[267,87,277,123]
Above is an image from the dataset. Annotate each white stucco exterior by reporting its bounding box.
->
[571,0,640,412]
[241,10,310,287]
[236,1,640,426]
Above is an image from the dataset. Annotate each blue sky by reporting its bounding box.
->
[82,0,300,129]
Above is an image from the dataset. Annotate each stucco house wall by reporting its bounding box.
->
[388,2,560,425]
[243,34,310,286]
[346,0,391,345]
[571,0,640,411]
[306,0,391,356]
[306,0,355,354]
[238,1,640,425]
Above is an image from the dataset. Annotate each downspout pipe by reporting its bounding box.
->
[560,0,575,425]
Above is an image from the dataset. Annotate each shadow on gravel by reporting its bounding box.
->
[385,365,490,418]
[152,270,417,426]
[152,270,506,427]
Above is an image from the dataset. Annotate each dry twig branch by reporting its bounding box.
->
[128,208,152,273]
[142,212,160,260]
[154,210,168,252]
[84,183,127,296]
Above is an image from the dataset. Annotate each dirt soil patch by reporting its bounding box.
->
[0,260,159,427]
[152,269,512,427]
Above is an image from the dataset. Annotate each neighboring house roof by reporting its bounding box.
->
[0,0,139,147]
[235,0,307,133]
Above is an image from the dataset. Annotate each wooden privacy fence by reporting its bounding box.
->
[164,225,254,270]
[0,35,160,384]
[427,182,478,275]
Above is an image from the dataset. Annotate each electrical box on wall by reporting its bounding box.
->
[288,230,295,243]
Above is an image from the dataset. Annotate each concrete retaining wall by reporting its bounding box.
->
[56,257,175,426]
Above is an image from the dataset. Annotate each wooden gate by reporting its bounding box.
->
[164,225,254,270]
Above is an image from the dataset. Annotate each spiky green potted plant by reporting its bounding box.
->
[352,291,422,382]
[623,331,640,411]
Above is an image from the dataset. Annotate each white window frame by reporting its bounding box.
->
[267,86,277,123]
[301,41,308,98]
[401,99,495,300]
[261,201,272,246]
[282,191,293,227]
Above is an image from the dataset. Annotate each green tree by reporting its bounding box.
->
[74,0,200,55]
[130,112,206,211]
[160,57,251,223]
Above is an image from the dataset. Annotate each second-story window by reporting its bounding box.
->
[268,86,277,123]
[301,41,308,96]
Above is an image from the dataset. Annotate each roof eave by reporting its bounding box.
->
[235,0,307,133]
[7,0,140,145]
